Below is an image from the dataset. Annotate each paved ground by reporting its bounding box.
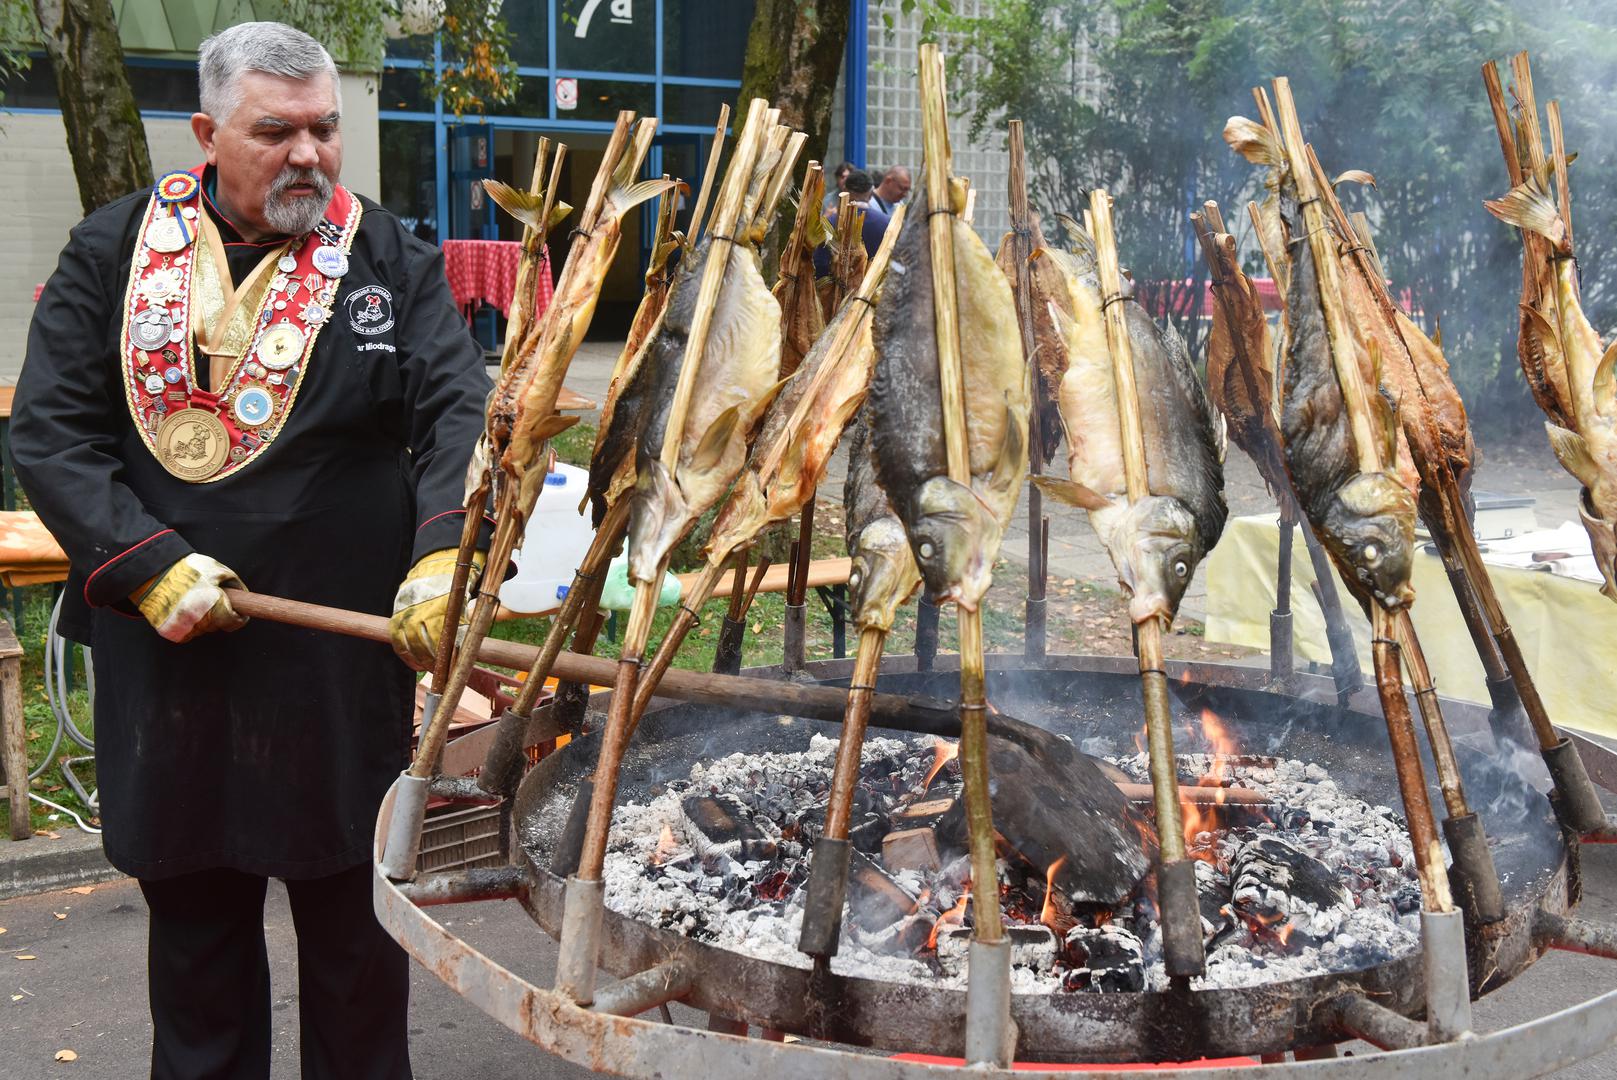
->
[549,340,1586,625]
[5,846,1617,1078]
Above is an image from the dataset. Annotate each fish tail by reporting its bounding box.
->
[1223,116,1285,168]
[1483,163,1569,252]
[482,179,547,229]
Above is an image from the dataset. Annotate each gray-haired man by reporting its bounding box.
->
[13,21,491,1078]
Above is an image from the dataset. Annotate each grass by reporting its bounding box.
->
[0,588,97,839]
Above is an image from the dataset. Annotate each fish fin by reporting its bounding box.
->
[1546,422,1599,489]
[483,180,550,230]
[1223,116,1284,167]
[1483,164,1568,250]
[1431,319,1442,351]
[531,413,580,441]
[1053,213,1094,256]
[1332,169,1376,189]
[984,404,1028,506]
[688,402,748,477]
[608,177,678,221]
[1033,475,1111,511]
[1521,302,1565,355]
[1595,339,1617,416]
[548,201,575,230]
[1214,409,1229,466]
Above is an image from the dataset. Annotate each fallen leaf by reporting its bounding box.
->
[54,1049,77,1062]
[33,831,61,840]
[15,954,37,961]
[52,913,67,921]
[0,927,7,935]
[750,622,762,634]
[1061,578,1076,586]
[67,887,93,896]
[10,994,20,1002]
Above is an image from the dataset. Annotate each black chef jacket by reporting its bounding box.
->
[12,174,492,880]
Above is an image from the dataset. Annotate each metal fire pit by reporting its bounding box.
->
[373,655,1617,1076]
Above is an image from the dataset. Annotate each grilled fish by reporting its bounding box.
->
[868,188,1029,612]
[1277,186,1416,609]
[1486,164,1617,598]
[844,408,923,632]
[1037,229,1228,626]
[626,236,783,583]
[773,166,830,380]
[995,217,1067,466]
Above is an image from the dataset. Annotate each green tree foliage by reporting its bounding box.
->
[930,0,1617,421]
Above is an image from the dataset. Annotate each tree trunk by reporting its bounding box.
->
[32,0,152,214]
[737,0,851,171]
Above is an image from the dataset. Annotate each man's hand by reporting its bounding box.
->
[390,548,485,670]
[134,554,249,643]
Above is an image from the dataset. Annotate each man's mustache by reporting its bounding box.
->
[267,167,333,204]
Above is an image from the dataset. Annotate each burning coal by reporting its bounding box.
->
[598,728,1421,993]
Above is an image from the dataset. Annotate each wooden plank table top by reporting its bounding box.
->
[495,556,853,621]
[0,385,14,420]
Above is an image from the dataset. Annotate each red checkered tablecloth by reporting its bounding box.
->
[441,239,553,322]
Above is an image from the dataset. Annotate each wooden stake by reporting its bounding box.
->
[1547,101,1575,273]
[1394,611,1468,820]
[1007,120,1048,655]
[685,103,731,245]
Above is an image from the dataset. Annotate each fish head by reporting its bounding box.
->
[625,458,690,584]
[1109,496,1202,625]
[1323,473,1417,609]
[908,476,1004,610]
[847,517,921,631]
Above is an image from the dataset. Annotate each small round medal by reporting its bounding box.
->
[300,301,329,325]
[155,408,230,481]
[130,307,174,351]
[277,254,298,274]
[181,206,198,220]
[168,328,185,344]
[312,247,349,279]
[232,384,275,427]
[145,216,190,253]
[255,323,305,371]
[163,367,183,384]
[144,374,165,395]
[142,267,184,302]
[156,171,200,203]
[247,361,267,379]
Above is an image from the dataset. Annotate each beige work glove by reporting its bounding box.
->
[389,548,485,671]
[134,553,249,643]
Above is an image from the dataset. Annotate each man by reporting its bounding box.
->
[13,23,489,1079]
[870,164,911,215]
[813,168,890,279]
[821,159,854,212]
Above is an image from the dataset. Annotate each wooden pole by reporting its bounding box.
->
[685,104,731,246]
[1007,120,1047,658]
[919,42,1002,948]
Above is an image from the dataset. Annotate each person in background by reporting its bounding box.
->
[813,168,890,278]
[822,160,854,211]
[870,164,912,215]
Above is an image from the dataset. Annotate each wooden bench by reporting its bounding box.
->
[0,619,30,839]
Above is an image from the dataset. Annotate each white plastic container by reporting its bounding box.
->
[499,462,596,614]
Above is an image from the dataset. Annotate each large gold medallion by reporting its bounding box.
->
[155,408,230,481]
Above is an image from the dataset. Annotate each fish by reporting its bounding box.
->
[494,120,672,512]
[584,185,685,527]
[995,216,1068,466]
[1486,163,1617,598]
[1036,227,1228,626]
[626,236,784,584]
[867,187,1029,612]
[1277,184,1416,610]
[772,165,831,380]
[843,408,922,632]
[819,198,869,321]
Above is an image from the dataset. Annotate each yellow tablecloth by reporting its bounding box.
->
[1205,513,1617,737]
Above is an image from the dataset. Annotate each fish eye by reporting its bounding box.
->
[1173,559,1189,579]
[919,541,935,559]
[1363,543,1381,564]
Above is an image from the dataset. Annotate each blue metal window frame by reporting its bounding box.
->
[381,0,744,241]
[2,54,199,120]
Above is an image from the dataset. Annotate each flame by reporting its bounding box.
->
[1039,857,1069,932]
[650,822,679,866]
[1180,708,1240,862]
[927,889,972,950]
[922,738,960,791]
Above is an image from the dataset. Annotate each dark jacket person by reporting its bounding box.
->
[11,22,489,1079]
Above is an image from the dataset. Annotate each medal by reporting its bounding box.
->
[144,374,165,395]
[130,307,174,351]
[277,253,298,274]
[163,367,183,384]
[146,215,190,253]
[255,323,305,370]
[232,384,276,427]
[155,408,230,481]
[300,302,329,325]
[312,247,348,278]
[141,267,183,302]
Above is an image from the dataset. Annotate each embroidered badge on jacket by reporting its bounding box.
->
[346,286,395,335]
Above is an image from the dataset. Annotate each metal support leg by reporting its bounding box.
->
[556,875,605,1005]
[1422,908,1473,1044]
[963,937,1017,1067]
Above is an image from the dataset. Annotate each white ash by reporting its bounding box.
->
[600,730,1421,994]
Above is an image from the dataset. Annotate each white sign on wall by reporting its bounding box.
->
[555,77,578,111]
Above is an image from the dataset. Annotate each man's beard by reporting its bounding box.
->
[262,166,335,236]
